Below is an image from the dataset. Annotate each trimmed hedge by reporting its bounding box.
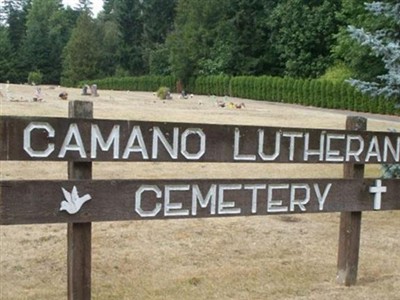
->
[227,76,399,115]
[84,75,399,115]
[85,75,177,93]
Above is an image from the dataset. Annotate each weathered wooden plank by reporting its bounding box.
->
[1,116,399,163]
[0,179,399,225]
[68,222,91,300]
[337,116,366,286]
[67,101,92,300]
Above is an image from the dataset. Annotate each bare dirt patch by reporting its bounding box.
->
[1,83,399,299]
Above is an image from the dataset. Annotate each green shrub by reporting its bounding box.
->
[296,79,304,104]
[319,62,354,83]
[328,82,337,109]
[156,86,170,99]
[309,80,317,106]
[28,71,43,85]
[301,80,311,106]
[314,80,323,107]
[264,76,273,101]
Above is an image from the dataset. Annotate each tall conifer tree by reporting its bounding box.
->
[347,1,399,178]
[61,11,101,85]
[23,0,70,83]
[347,1,400,101]
[114,0,144,75]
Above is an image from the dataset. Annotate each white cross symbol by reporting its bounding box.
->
[369,179,387,210]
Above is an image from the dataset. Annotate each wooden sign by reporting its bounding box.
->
[1,116,399,163]
[1,178,399,225]
[1,106,398,293]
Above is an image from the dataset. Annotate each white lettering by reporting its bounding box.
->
[133,181,337,218]
[91,124,120,159]
[365,136,382,162]
[218,184,242,214]
[58,124,86,158]
[290,184,310,212]
[282,132,303,161]
[123,126,149,159]
[192,184,217,215]
[304,132,325,161]
[383,136,399,162]
[345,134,364,162]
[244,184,266,213]
[181,128,206,160]
[234,128,256,161]
[325,134,345,162]
[152,127,179,159]
[267,184,289,212]
[23,122,55,157]
[258,130,281,161]
[164,185,190,216]
[313,183,332,211]
[135,185,162,217]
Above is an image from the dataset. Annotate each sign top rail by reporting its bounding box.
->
[1,115,399,164]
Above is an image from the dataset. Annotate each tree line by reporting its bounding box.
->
[0,0,395,90]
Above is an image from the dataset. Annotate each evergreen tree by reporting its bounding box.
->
[102,0,115,15]
[95,0,120,76]
[97,16,121,77]
[141,0,176,73]
[269,0,341,78]
[228,0,279,76]
[2,0,29,51]
[114,0,144,75]
[148,43,171,75]
[0,27,14,82]
[23,0,71,83]
[77,0,93,15]
[333,0,387,82]
[167,0,235,81]
[347,1,400,102]
[167,0,280,80]
[61,11,101,86]
[347,1,399,178]
[1,0,30,82]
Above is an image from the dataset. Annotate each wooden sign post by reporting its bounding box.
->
[337,116,366,286]
[68,101,93,300]
[1,111,399,298]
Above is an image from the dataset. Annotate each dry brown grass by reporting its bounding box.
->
[1,84,399,299]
